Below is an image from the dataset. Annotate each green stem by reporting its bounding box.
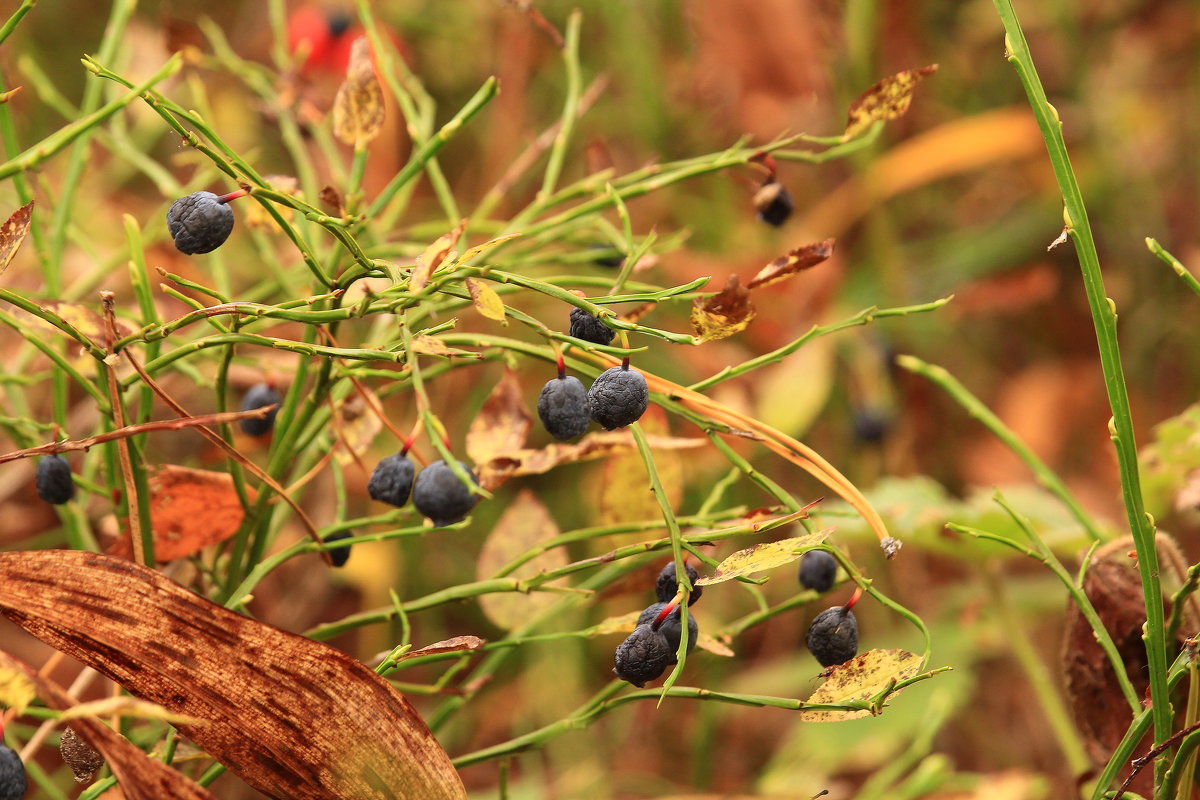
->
[1146,237,1200,298]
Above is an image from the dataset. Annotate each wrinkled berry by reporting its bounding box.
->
[754,180,793,227]
[368,453,415,507]
[0,746,28,800]
[239,383,281,436]
[537,376,591,440]
[798,550,838,594]
[35,453,75,505]
[806,605,858,667]
[166,191,235,255]
[613,623,672,687]
[569,307,615,346]
[588,366,648,430]
[413,460,479,526]
[655,561,701,605]
[324,531,353,568]
[60,726,104,784]
[638,602,698,663]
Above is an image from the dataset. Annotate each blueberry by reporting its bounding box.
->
[0,745,27,800]
[806,605,858,667]
[637,602,698,664]
[753,180,793,227]
[60,726,104,784]
[655,561,701,605]
[323,530,353,568]
[852,407,889,445]
[368,453,415,507]
[412,460,479,526]
[166,191,235,255]
[613,623,672,687]
[568,307,615,346]
[537,375,591,440]
[798,550,838,594]
[239,383,281,436]
[588,366,648,430]
[35,453,75,505]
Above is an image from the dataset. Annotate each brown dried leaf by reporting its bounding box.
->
[748,238,835,290]
[694,530,832,586]
[332,389,384,466]
[799,649,923,721]
[108,465,258,562]
[319,185,346,217]
[844,64,938,140]
[464,278,506,323]
[395,636,487,662]
[0,652,217,800]
[466,369,532,467]
[690,275,755,342]
[411,220,466,292]
[476,489,568,630]
[0,200,33,275]
[0,551,467,800]
[410,335,480,359]
[332,37,384,147]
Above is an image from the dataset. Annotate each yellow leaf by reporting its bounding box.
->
[476,490,568,630]
[844,64,938,141]
[799,648,924,721]
[465,369,532,467]
[0,200,33,275]
[694,530,832,586]
[588,610,641,636]
[455,233,522,265]
[411,220,466,292]
[331,37,384,148]
[696,632,735,657]
[690,275,755,342]
[748,239,835,290]
[597,407,682,532]
[244,175,298,233]
[410,335,480,359]
[59,696,206,726]
[0,665,36,714]
[464,277,506,323]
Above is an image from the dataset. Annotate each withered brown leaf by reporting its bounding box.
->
[844,64,939,140]
[0,200,33,275]
[476,489,567,630]
[690,275,755,342]
[332,37,384,148]
[410,220,466,292]
[465,369,532,468]
[0,551,467,800]
[748,239,835,290]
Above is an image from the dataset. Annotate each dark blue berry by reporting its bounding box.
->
[613,623,672,687]
[368,453,415,507]
[638,602,698,664]
[569,307,615,346]
[588,366,648,430]
[35,453,75,505]
[324,531,353,568]
[655,561,701,605]
[239,383,281,436]
[798,550,838,594]
[412,460,479,526]
[166,191,235,255]
[852,407,889,445]
[537,376,590,440]
[754,181,793,227]
[0,746,27,800]
[590,245,623,268]
[806,606,858,667]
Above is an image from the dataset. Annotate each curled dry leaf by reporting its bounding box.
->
[0,200,33,275]
[799,648,924,722]
[465,369,532,467]
[748,239,835,290]
[844,64,939,141]
[332,37,384,147]
[0,550,467,800]
[410,220,466,292]
[394,636,487,662]
[332,388,383,467]
[108,465,258,562]
[319,185,346,217]
[464,277,507,323]
[694,530,832,586]
[0,651,217,800]
[476,489,568,630]
[690,275,755,342]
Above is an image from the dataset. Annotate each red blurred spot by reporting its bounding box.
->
[287,4,407,77]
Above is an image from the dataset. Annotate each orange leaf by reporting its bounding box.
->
[0,551,468,800]
[748,238,835,290]
[476,489,569,630]
[844,64,938,140]
[108,465,257,562]
[0,200,33,275]
[411,220,466,292]
[331,37,384,147]
[464,277,506,323]
[465,369,532,468]
[690,274,755,342]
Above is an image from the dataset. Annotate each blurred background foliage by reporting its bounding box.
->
[2,0,1200,798]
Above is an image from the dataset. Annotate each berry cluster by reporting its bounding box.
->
[613,561,703,687]
[367,453,478,525]
[798,549,859,667]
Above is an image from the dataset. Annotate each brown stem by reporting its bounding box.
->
[101,291,144,566]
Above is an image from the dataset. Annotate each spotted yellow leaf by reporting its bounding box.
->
[690,275,755,342]
[800,648,924,721]
[0,200,33,276]
[0,665,36,714]
[332,38,384,148]
[844,64,938,141]
[465,278,506,323]
[694,530,832,586]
